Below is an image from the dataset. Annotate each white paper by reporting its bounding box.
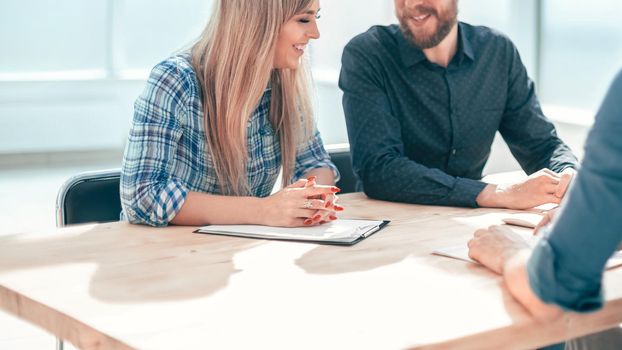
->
[502,213,544,229]
[433,244,622,270]
[433,244,477,264]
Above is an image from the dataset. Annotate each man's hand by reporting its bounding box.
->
[555,168,576,199]
[477,169,571,209]
[468,226,564,321]
[468,225,530,274]
[533,208,559,235]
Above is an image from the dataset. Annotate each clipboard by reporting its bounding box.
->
[194,219,390,246]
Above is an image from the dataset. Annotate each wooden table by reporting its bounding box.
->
[1,193,622,350]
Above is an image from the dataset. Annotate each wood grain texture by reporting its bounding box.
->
[1,193,621,350]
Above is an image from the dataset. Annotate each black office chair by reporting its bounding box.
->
[327,145,357,194]
[54,168,121,349]
[56,169,122,227]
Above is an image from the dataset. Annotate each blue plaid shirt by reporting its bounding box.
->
[121,54,338,227]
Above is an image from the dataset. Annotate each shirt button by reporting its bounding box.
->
[452,149,457,155]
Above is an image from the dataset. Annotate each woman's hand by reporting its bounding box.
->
[304,177,344,225]
[260,177,340,227]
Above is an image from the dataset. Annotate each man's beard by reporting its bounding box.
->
[399,2,458,49]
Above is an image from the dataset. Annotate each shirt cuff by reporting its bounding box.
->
[527,232,604,313]
[126,179,189,227]
[153,179,188,225]
[295,162,341,183]
[450,177,488,208]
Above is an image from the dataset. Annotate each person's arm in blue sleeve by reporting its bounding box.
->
[339,39,486,207]
[498,41,579,174]
[527,69,622,312]
[120,60,191,227]
[468,69,622,320]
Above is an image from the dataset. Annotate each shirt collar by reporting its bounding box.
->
[459,22,475,63]
[398,22,475,68]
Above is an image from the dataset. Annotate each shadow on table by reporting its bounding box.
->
[0,223,261,303]
[295,206,525,275]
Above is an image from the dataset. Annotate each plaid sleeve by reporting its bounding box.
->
[293,128,340,182]
[120,59,190,227]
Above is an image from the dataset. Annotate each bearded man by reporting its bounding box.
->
[339,0,579,209]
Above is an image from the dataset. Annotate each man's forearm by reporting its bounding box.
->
[360,156,485,207]
[475,184,502,208]
[503,250,563,321]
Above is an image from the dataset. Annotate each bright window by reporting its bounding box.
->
[540,0,622,110]
[2,0,622,153]
[0,1,108,76]
[112,0,212,76]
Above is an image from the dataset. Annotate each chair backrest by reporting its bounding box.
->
[327,145,357,194]
[56,169,122,227]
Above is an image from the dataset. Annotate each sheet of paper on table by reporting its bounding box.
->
[434,242,622,270]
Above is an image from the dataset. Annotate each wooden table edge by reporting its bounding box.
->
[1,284,134,350]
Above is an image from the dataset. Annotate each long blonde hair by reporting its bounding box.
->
[191,0,315,196]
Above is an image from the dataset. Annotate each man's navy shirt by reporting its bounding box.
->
[339,22,578,207]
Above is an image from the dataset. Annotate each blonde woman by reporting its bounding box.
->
[121,0,342,228]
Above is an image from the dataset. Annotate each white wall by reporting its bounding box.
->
[0,81,142,154]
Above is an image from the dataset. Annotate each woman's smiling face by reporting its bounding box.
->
[273,1,321,69]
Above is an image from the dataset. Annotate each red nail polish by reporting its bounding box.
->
[334,205,344,211]
[313,215,321,221]
[329,215,337,220]
[325,201,331,208]
[331,187,341,193]
[304,219,313,225]
[307,176,316,182]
